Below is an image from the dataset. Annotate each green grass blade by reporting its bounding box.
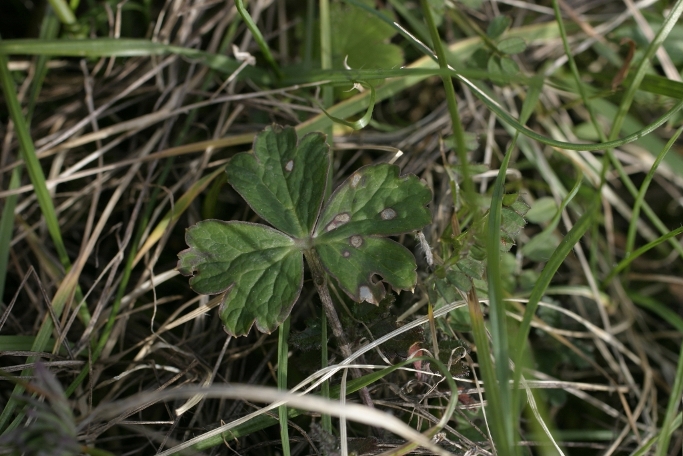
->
[235,0,282,79]
[602,226,683,287]
[513,202,599,382]
[0,51,69,269]
[0,168,21,306]
[625,128,682,257]
[486,76,544,454]
[0,39,269,83]
[655,341,683,456]
[420,0,474,203]
[628,293,683,333]
[278,316,291,456]
[47,0,77,29]
[608,0,683,141]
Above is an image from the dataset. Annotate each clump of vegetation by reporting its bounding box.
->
[1,0,683,455]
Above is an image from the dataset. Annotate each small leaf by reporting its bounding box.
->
[487,16,511,40]
[178,220,303,336]
[446,269,472,292]
[510,198,530,216]
[487,55,503,78]
[500,56,519,75]
[497,37,527,55]
[501,207,526,237]
[526,197,558,223]
[226,125,330,238]
[502,192,519,206]
[521,230,560,261]
[456,257,485,280]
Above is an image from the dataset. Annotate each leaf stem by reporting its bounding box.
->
[303,249,374,408]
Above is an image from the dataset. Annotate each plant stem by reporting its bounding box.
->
[303,249,374,408]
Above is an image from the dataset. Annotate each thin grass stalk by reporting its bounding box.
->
[318,0,334,433]
[608,0,683,140]
[655,341,683,456]
[419,6,509,451]
[602,226,683,286]
[0,168,21,306]
[26,12,59,122]
[278,316,291,456]
[624,128,682,258]
[419,0,473,202]
[512,202,599,378]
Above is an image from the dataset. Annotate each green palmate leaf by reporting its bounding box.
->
[178,125,431,336]
[178,221,303,336]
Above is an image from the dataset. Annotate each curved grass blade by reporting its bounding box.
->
[602,226,683,287]
[320,83,376,130]
[235,0,282,79]
[625,128,682,257]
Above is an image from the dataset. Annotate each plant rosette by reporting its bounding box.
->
[178,125,431,337]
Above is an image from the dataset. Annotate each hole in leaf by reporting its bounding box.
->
[284,160,294,172]
[359,286,376,304]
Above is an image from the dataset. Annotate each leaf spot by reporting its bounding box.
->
[325,212,351,232]
[380,208,397,220]
[350,173,362,188]
[350,235,363,248]
[284,160,294,172]
[359,286,377,304]
[342,250,351,258]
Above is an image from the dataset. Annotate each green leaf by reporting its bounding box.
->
[226,125,330,238]
[521,230,560,261]
[500,56,519,75]
[487,16,511,40]
[330,1,403,70]
[315,237,418,304]
[314,164,431,303]
[314,164,432,239]
[179,125,432,336]
[178,220,303,336]
[526,197,558,223]
[497,37,527,54]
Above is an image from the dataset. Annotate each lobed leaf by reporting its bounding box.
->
[312,164,431,303]
[177,220,303,336]
[315,237,418,304]
[314,164,431,240]
[226,125,330,238]
[179,126,432,336]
